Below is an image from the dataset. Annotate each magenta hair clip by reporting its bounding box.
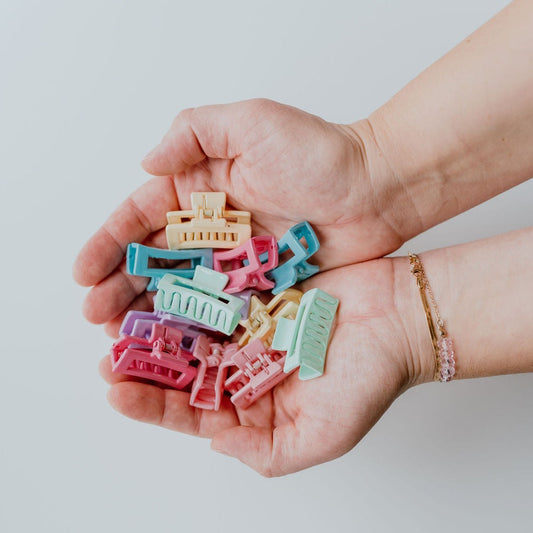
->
[213,236,278,293]
[111,323,197,389]
[189,336,239,410]
[224,339,290,409]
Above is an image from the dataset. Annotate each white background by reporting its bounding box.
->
[1,1,532,532]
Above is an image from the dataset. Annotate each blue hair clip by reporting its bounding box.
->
[266,221,320,294]
[126,243,213,291]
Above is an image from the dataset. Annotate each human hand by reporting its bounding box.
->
[98,258,421,476]
[73,99,405,335]
[140,99,404,268]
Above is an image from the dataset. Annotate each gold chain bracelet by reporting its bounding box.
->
[409,253,456,382]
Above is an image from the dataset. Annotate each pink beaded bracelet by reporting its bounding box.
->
[409,253,456,382]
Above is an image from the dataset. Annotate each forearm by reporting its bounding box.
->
[395,226,533,385]
[357,0,533,241]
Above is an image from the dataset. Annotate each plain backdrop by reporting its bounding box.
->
[1,1,532,532]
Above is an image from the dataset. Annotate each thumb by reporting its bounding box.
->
[141,100,261,176]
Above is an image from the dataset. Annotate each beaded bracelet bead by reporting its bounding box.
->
[409,253,456,382]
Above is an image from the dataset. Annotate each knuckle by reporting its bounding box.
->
[247,97,277,114]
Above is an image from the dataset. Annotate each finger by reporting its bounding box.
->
[99,354,141,385]
[82,262,149,324]
[103,291,155,338]
[211,418,343,477]
[100,355,122,384]
[73,176,179,287]
[107,381,239,437]
[141,99,268,176]
[82,223,184,327]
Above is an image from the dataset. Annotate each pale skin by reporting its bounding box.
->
[73,0,533,476]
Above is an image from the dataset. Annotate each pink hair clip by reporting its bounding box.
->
[224,339,291,409]
[213,235,278,293]
[189,336,239,410]
[111,323,197,389]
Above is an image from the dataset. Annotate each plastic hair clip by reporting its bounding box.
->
[271,288,339,380]
[224,339,289,409]
[213,235,278,293]
[111,323,197,389]
[189,336,239,410]
[233,289,259,320]
[267,221,320,294]
[154,266,245,335]
[166,192,251,250]
[119,309,222,352]
[126,243,213,290]
[237,289,302,347]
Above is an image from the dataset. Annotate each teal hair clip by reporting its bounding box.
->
[271,288,338,380]
[127,243,214,291]
[267,221,320,295]
[154,266,245,335]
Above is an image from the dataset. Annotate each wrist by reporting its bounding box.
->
[345,115,444,245]
[393,228,533,386]
[391,254,447,387]
[369,108,458,241]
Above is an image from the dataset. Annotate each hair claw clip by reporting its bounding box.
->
[121,289,255,340]
[233,289,259,320]
[126,243,213,290]
[224,339,290,409]
[189,336,239,410]
[237,289,302,347]
[271,288,338,380]
[266,221,320,294]
[119,309,222,352]
[154,266,245,335]
[213,235,278,293]
[111,323,197,389]
[166,192,251,250]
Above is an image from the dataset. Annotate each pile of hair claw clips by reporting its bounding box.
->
[111,192,339,410]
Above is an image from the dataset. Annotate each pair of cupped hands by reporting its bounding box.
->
[74,99,426,476]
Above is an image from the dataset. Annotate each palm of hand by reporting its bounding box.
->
[144,99,403,268]
[101,261,409,476]
[171,104,358,223]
